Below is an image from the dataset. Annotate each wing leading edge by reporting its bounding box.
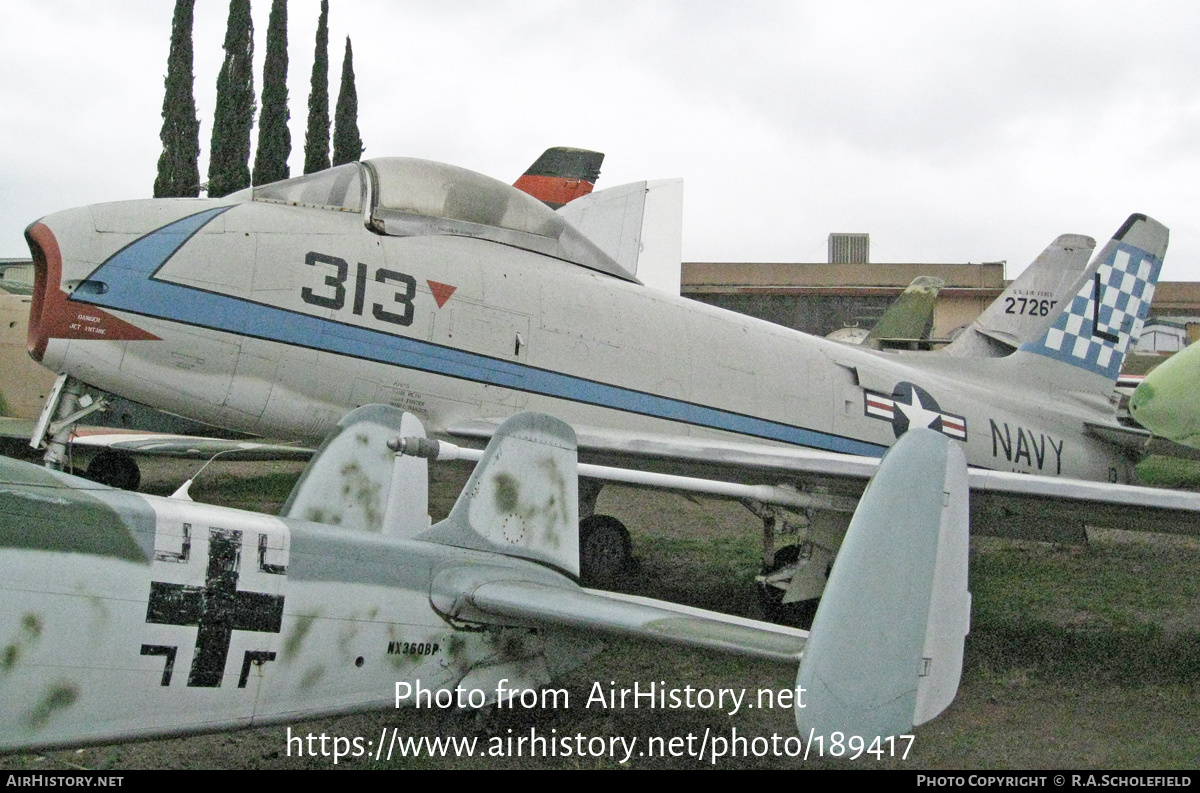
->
[446,419,1200,539]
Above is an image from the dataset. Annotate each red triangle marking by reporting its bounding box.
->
[427,280,457,309]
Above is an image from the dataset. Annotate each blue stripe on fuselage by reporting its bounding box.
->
[74,207,888,458]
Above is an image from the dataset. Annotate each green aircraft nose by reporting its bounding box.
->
[1129,341,1200,447]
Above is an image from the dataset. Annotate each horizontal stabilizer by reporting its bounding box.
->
[796,428,970,741]
[1084,420,1200,462]
[430,565,807,663]
[420,412,580,576]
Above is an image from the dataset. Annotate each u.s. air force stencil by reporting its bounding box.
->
[141,513,288,689]
[864,381,967,441]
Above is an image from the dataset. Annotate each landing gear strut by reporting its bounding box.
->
[748,501,850,629]
[31,374,141,490]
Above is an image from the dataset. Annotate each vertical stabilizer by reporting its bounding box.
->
[865,275,944,347]
[944,234,1095,357]
[796,428,970,741]
[1012,214,1167,394]
[419,412,580,577]
[281,404,429,536]
[513,147,604,209]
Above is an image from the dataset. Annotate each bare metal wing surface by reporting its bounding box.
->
[446,419,1200,539]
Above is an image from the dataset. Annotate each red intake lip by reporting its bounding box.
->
[24,221,159,362]
[24,222,58,362]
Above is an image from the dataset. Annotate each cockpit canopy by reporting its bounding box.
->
[251,157,636,282]
[252,163,363,213]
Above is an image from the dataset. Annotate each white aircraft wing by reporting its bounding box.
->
[63,429,314,460]
[0,417,312,461]
[432,568,807,663]
[447,419,1200,540]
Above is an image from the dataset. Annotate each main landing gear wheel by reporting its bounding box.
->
[757,544,820,629]
[85,451,141,491]
[579,514,632,587]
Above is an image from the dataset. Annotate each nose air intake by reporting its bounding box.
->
[23,222,58,362]
[22,220,162,364]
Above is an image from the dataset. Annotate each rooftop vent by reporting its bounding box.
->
[828,233,870,264]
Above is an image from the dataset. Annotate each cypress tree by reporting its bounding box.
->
[303,0,330,174]
[332,36,363,166]
[207,0,255,197]
[153,0,200,198]
[252,0,290,185]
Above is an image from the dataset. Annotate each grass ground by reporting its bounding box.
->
[3,458,1198,769]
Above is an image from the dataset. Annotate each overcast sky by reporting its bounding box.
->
[3,1,1199,280]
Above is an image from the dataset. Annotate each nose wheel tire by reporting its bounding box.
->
[579,515,632,587]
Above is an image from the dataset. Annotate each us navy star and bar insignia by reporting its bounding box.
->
[864,381,967,441]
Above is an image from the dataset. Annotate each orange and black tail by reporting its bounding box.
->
[513,147,604,208]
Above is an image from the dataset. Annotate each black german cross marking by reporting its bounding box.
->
[144,528,285,688]
[140,644,177,686]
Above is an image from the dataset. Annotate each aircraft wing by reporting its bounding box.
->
[446,419,1200,540]
[432,567,807,663]
[0,417,313,461]
[64,429,315,460]
[1083,420,1200,462]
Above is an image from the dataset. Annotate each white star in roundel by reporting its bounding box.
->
[894,388,942,431]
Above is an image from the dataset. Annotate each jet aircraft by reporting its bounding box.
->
[20,157,1200,608]
[3,149,604,487]
[0,406,969,753]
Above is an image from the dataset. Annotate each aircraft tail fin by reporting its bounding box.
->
[943,234,1095,357]
[797,427,970,740]
[281,405,430,538]
[1008,214,1167,394]
[865,275,944,348]
[513,147,604,209]
[558,179,684,294]
[420,412,580,577]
